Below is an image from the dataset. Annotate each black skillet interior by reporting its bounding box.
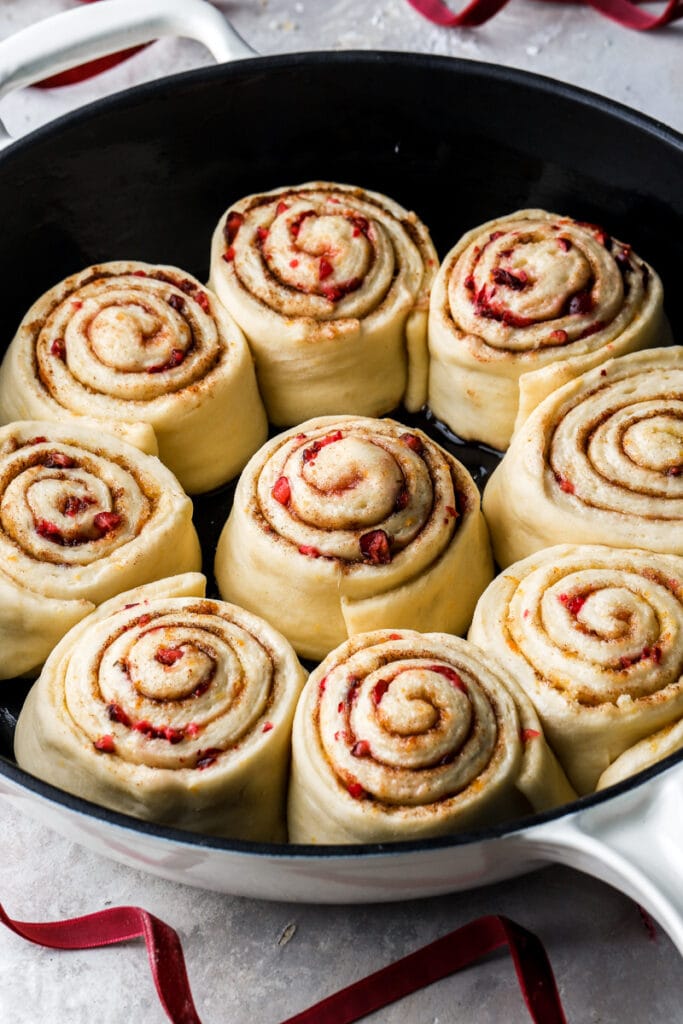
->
[0,52,681,843]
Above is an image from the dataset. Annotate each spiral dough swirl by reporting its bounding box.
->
[428,209,666,450]
[14,575,307,841]
[0,421,200,679]
[469,544,683,793]
[209,181,438,425]
[215,416,493,660]
[0,261,267,492]
[287,630,574,843]
[483,347,683,567]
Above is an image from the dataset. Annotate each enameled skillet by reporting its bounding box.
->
[0,0,682,947]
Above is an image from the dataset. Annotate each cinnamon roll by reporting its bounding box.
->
[14,574,307,841]
[287,629,575,844]
[208,181,438,425]
[0,261,268,493]
[428,209,666,450]
[0,420,201,679]
[483,347,683,568]
[597,720,683,790]
[214,416,493,661]
[469,544,683,794]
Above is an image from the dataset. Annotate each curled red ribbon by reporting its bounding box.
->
[0,902,567,1024]
[406,0,683,29]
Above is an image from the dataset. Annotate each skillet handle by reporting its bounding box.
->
[522,760,683,954]
[0,0,255,144]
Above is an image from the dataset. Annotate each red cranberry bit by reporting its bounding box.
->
[642,645,663,664]
[351,740,372,758]
[257,226,269,242]
[523,609,530,619]
[186,723,201,738]
[107,703,132,727]
[45,452,77,469]
[94,735,116,753]
[666,466,681,477]
[554,473,575,495]
[578,321,605,340]
[522,729,540,742]
[445,505,457,518]
[168,293,185,313]
[464,274,476,292]
[63,496,94,518]
[576,220,609,247]
[388,633,402,641]
[492,268,528,291]
[134,719,155,736]
[262,721,274,733]
[319,257,334,281]
[489,231,504,242]
[427,664,467,692]
[614,244,632,269]
[224,210,244,246]
[196,748,222,770]
[147,348,185,374]
[26,436,48,445]
[290,259,299,268]
[223,247,235,263]
[164,727,185,745]
[136,613,153,627]
[550,330,569,344]
[334,730,348,743]
[272,476,291,505]
[318,675,328,695]
[51,338,66,360]
[394,487,409,512]
[93,511,122,535]
[557,237,572,252]
[156,646,184,666]
[133,270,148,277]
[360,529,392,565]
[36,519,63,543]
[346,780,365,800]
[349,215,370,237]
[566,289,594,316]
[337,701,345,713]
[558,592,587,616]
[302,431,343,463]
[321,277,362,303]
[620,655,634,670]
[276,200,289,216]
[195,291,211,314]
[71,299,83,310]
[299,544,321,558]
[400,432,424,455]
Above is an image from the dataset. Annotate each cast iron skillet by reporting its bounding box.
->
[0,0,682,942]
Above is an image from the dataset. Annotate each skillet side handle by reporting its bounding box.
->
[0,0,255,145]
[521,761,683,955]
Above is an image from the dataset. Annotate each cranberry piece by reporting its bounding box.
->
[26,436,48,445]
[319,257,334,281]
[272,476,291,505]
[350,215,370,237]
[400,432,424,455]
[276,201,289,216]
[359,529,392,565]
[195,291,210,314]
[133,270,148,278]
[45,452,76,469]
[489,231,504,242]
[445,505,457,518]
[164,727,185,745]
[262,721,274,733]
[93,511,122,534]
[566,290,594,316]
[94,735,116,753]
[257,226,269,242]
[36,519,63,543]
[554,473,575,494]
[63,496,94,517]
[643,645,663,663]
[464,275,476,292]
[558,593,587,616]
[302,431,343,463]
[107,703,131,727]
[224,210,244,246]
[186,723,201,737]
[147,348,185,373]
[346,780,365,800]
[427,664,467,692]
[394,487,409,512]
[321,277,362,302]
[550,329,569,344]
[156,646,184,666]
[223,247,235,263]
[168,294,185,313]
[196,748,222,770]
[578,321,605,340]
[318,675,328,695]
[522,729,540,742]
[557,237,572,252]
[667,466,681,477]
[492,268,528,291]
[299,544,321,558]
[51,338,66,360]
[351,740,371,758]
[71,299,83,310]
[290,259,299,268]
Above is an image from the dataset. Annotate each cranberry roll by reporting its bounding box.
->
[214,416,493,661]
[15,574,307,841]
[0,420,201,679]
[483,347,683,568]
[469,545,683,794]
[287,629,575,843]
[209,181,437,425]
[0,261,267,493]
[428,209,666,450]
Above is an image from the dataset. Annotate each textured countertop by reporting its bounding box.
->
[1,2,682,1022]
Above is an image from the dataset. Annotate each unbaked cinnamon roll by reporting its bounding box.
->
[0,420,201,679]
[428,209,666,450]
[483,347,683,568]
[287,629,575,843]
[0,261,268,493]
[14,574,307,841]
[214,416,493,661]
[469,544,683,793]
[208,181,438,424]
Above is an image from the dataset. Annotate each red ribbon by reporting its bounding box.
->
[0,901,567,1024]
[406,0,683,29]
